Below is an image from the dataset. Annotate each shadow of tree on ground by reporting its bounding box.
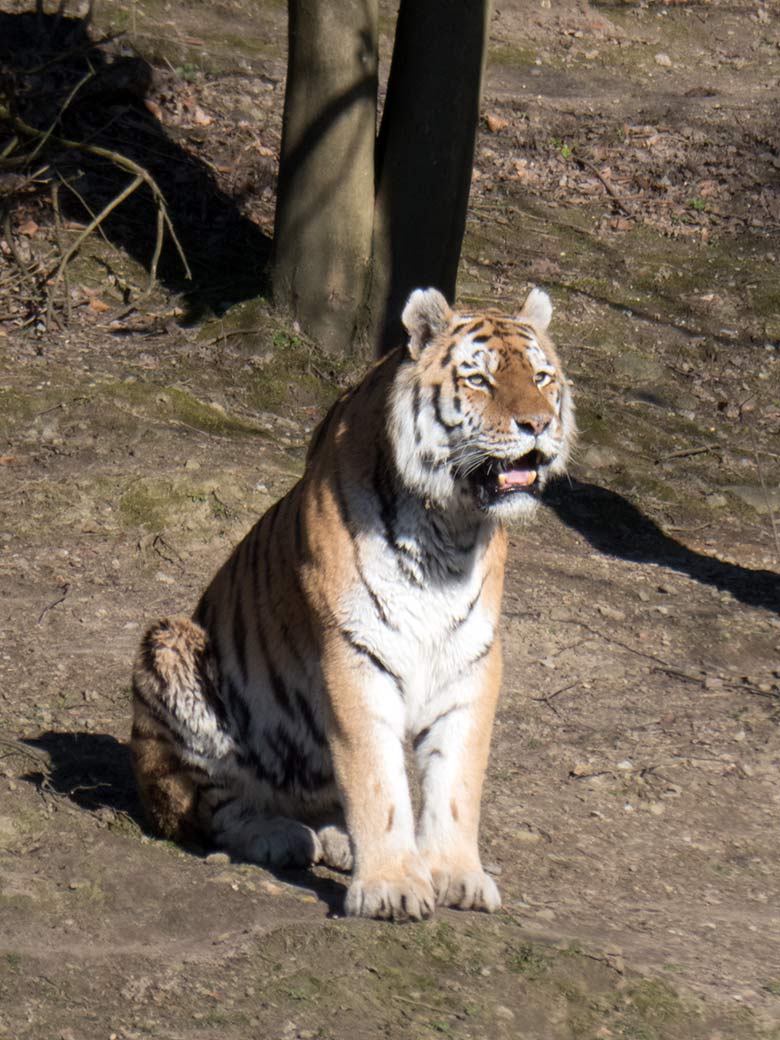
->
[546,478,779,614]
[2,9,272,321]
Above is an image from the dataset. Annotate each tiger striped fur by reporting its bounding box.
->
[131,286,575,921]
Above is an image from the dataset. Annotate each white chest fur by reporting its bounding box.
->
[337,488,498,738]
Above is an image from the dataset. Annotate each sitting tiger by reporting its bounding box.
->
[131,286,575,921]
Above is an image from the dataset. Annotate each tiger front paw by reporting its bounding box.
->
[345,862,435,921]
[430,866,501,913]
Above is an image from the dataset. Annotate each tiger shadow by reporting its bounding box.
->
[544,478,780,614]
[20,730,346,913]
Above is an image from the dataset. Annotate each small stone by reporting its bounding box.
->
[205,851,231,865]
[495,1005,515,1021]
[261,880,283,896]
[597,603,626,622]
[582,444,620,469]
[484,861,503,876]
[648,802,666,816]
[655,52,673,66]
[706,493,727,509]
[0,816,17,846]
[515,828,541,844]
[536,908,556,922]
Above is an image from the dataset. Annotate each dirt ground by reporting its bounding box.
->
[1,1,780,1038]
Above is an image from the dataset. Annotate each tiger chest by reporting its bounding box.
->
[341,530,498,713]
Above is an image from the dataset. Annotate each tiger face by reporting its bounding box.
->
[390,287,574,520]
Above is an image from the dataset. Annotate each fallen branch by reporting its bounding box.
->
[46,172,144,320]
[572,154,634,217]
[654,444,720,464]
[9,113,192,326]
[37,582,71,625]
[0,737,50,766]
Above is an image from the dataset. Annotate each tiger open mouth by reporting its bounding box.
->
[468,449,546,506]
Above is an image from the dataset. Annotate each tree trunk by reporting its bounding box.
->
[272,0,379,355]
[365,0,491,354]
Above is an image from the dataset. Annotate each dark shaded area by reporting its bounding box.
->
[22,730,143,820]
[21,729,346,913]
[546,478,780,614]
[1,10,271,321]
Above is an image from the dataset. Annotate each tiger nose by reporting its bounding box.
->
[516,415,551,436]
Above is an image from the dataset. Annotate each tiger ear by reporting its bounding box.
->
[402,288,453,360]
[518,287,552,332]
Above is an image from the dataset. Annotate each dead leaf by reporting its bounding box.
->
[88,297,112,313]
[193,105,213,127]
[485,113,508,133]
[0,455,19,465]
[18,219,39,237]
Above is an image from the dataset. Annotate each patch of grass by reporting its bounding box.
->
[506,940,553,979]
[119,475,244,533]
[626,978,689,1023]
[5,952,22,972]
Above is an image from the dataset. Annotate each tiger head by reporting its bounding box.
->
[389,287,575,521]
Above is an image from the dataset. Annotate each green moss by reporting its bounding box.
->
[108,382,265,438]
[119,476,237,532]
[489,43,540,68]
[506,940,554,979]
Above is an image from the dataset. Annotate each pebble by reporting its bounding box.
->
[205,851,231,865]
[706,493,727,509]
[536,908,556,922]
[515,828,541,845]
[484,861,503,876]
[655,52,673,66]
[495,1005,515,1021]
[0,816,17,845]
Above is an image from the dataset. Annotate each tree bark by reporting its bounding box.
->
[272,0,379,355]
[365,0,491,354]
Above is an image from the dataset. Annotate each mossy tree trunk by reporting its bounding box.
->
[272,0,379,355]
[272,0,491,357]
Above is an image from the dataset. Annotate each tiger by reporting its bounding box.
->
[130,285,575,921]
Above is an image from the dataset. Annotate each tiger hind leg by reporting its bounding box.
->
[210,804,324,868]
[132,617,341,870]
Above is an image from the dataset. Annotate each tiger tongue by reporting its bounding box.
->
[497,468,537,489]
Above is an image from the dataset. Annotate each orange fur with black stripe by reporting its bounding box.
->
[131,287,575,920]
